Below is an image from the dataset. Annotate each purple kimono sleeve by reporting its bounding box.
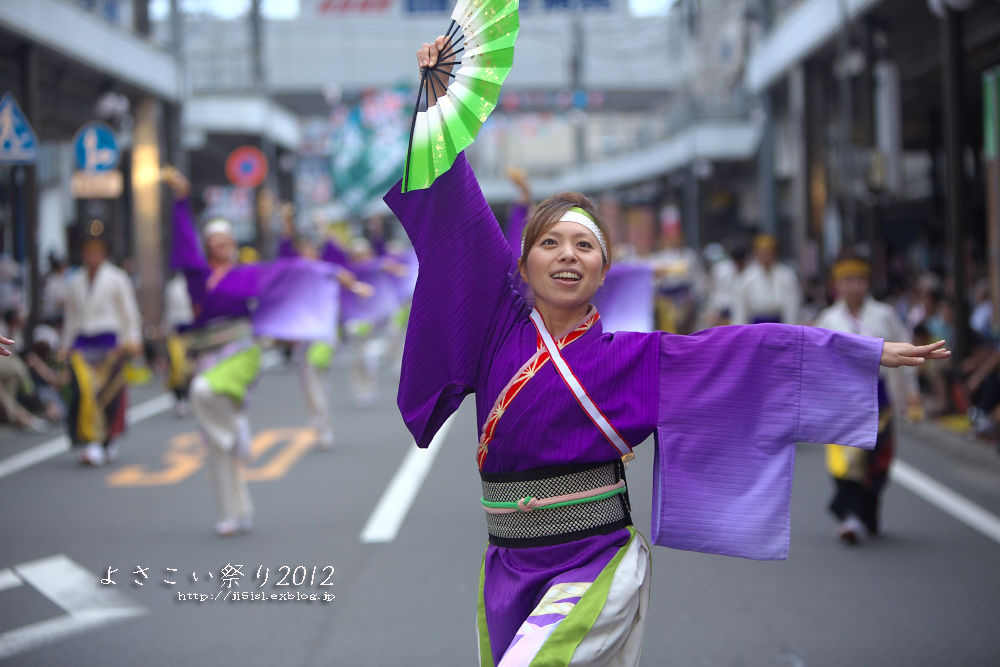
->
[170,199,208,271]
[252,258,339,342]
[652,323,882,560]
[592,263,655,333]
[383,153,516,447]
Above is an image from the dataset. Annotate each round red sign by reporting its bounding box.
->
[225,146,268,188]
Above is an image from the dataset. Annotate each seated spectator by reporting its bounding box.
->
[23,324,67,422]
[0,344,48,433]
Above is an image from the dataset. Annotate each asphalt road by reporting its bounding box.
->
[1,350,998,666]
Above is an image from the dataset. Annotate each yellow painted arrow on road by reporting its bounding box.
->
[105,427,317,487]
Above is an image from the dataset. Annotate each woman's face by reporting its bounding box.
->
[520,220,607,314]
[206,232,236,263]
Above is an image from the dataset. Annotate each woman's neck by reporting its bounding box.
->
[534,302,591,338]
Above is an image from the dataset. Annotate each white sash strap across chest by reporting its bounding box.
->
[529,308,634,463]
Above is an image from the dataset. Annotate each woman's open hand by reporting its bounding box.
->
[881,340,950,368]
[0,334,13,357]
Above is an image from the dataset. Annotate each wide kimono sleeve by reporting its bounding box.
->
[651,323,883,560]
[251,258,340,342]
[169,199,208,272]
[383,153,517,447]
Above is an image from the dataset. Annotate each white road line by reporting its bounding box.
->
[0,568,22,592]
[0,438,70,481]
[892,459,1000,546]
[14,554,143,615]
[0,610,144,661]
[125,392,175,425]
[360,414,456,544]
[0,554,146,661]
[0,393,173,481]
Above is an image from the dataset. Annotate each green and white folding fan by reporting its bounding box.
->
[401,0,520,193]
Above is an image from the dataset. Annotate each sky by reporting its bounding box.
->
[150,0,675,20]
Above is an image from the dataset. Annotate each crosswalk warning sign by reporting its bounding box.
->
[0,92,38,165]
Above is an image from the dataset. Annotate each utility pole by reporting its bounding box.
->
[250,0,277,256]
[19,42,40,346]
[985,67,1000,334]
[835,0,857,247]
[941,7,970,363]
[756,0,776,236]
[570,17,586,165]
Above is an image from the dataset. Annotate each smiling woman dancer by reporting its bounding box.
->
[387,37,951,667]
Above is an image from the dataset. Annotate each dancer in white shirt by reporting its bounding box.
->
[732,234,802,325]
[60,233,142,466]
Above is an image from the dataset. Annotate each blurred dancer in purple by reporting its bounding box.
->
[385,37,951,666]
[278,205,372,447]
[164,167,258,536]
[165,168,339,536]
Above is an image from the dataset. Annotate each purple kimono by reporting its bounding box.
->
[384,154,881,664]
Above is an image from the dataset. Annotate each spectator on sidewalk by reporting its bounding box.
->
[41,255,70,325]
[700,242,738,328]
[0,352,49,433]
[23,324,67,423]
[0,314,49,433]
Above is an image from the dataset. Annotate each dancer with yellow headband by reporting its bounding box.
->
[814,256,921,544]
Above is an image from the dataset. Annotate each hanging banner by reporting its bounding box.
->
[306,0,392,15]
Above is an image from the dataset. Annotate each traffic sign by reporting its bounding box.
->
[225,145,269,188]
[73,121,120,171]
[0,92,38,164]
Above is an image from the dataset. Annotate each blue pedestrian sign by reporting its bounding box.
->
[0,92,38,165]
[73,121,120,171]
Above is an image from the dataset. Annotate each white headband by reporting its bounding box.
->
[202,218,234,240]
[521,206,607,262]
